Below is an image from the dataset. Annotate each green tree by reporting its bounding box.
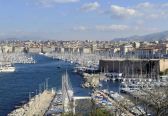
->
[89,108,112,116]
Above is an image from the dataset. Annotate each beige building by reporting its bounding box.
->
[160,43,168,54]
[120,45,134,55]
[55,47,65,53]
[14,46,25,53]
[91,44,97,53]
[28,47,41,53]
[1,46,13,53]
[83,48,91,54]
[135,47,160,58]
[60,48,65,53]
[80,48,91,54]
[110,47,120,54]
[134,42,140,48]
[42,46,55,53]
[159,59,168,72]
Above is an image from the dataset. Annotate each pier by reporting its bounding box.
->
[8,90,55,116]
[46,73,93,115]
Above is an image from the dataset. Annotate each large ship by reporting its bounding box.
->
[0,63,15,72]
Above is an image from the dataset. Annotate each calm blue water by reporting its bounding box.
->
[0,55,119,116]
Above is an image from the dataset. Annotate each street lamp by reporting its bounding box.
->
[46,78,49,90]
[29,92,34,101]
[39,83,42,93]
[43,82,45,91]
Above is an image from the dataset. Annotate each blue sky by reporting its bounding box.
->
[0,0,168,40]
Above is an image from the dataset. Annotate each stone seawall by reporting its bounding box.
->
[8,90,55,116]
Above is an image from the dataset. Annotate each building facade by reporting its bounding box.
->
[99,58,168,78]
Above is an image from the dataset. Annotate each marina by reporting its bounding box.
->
[0,53,36,72]
[1,0,168,115]
[0,55,92,116]
[0,53,168,115]
[9,70,92,116]
[45,53,103,68]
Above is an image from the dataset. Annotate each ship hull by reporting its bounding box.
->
[0,67,15,72]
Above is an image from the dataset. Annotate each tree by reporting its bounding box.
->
[89,108,112,116]
[141,86,168,116]
[62,108,112,116]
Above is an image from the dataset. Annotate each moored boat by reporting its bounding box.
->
[0,63,15,72]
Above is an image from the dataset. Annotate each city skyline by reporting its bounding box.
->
[0,0,168,40]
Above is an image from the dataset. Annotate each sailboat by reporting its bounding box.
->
[62,71,73,112]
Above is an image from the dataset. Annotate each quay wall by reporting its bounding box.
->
[8,90,55,116]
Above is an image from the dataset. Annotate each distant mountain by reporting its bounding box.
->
[113,30,168,41]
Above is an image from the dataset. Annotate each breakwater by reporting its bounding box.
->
[8,90,55,116]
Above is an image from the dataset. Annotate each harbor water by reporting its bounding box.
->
[0,54,119,116]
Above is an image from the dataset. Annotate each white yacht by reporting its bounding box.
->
[0,63,15,72]
[39,52,44,55]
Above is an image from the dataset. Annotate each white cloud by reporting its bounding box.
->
[73,26,88,31]
[136,20,144,25]
[148,14,159,19]
[134,26,159,33]
[81,2,100,12]
[110,5,137,18]
[96,24,128,31]
[105,2,168,20]
[38,0,79,7]
[135,2,168,20]
[73,24,129,32]
[136,2,154,9]
[71,24,160,39]
[0,32,6,36]
[161,3,168,8]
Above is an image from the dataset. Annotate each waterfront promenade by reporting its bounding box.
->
[8,90,55,116]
